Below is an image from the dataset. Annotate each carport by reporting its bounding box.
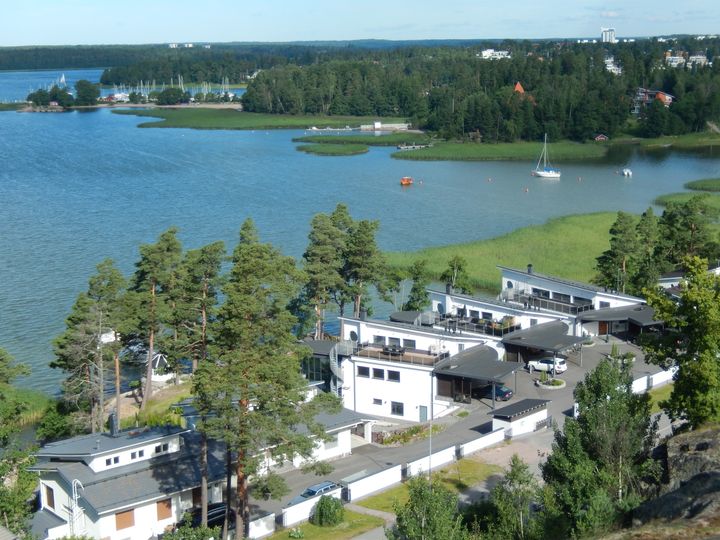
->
[577,304,662,342]
[502,321,586,366]
[433,344,523,409]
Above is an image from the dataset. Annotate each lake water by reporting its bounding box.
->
[2,69,720,393]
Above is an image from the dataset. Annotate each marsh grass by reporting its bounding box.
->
[654,192,720,212]
[297,143,368,156]
[684,178,720,192]
[391,140,608,161]
[112,108,405,130]
[293,133,431,146]
[386,213,617,293]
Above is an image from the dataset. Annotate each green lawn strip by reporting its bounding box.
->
[684,178,720,192]
[120,381,192,428]
[297,143,369,156]
[386,213,616,293]
[292,133,431,146]
[112,108,406,130]
[268,509,384,540]
[357,458,502,514]
[632,132,720,149]
[654,192,720,212]
[1,384,52,426]
[648,383,673,414]
[391,140,608,161]
[0,103,24,111]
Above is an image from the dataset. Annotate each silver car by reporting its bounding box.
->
[526,357,567,374]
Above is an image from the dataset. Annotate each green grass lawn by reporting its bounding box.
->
[684,178,720,192]
[268,510,384,540]
[297,143,369,156]
[293,132,431,146]
[120,381,192,428]
[1,384,52,426]
[390,140,608,161]
[631,132,720,149]
[386,212,616,293]
[357,457,502,514]
[112,108,406,130]
[648,383,673,414]
[653,192,720,212]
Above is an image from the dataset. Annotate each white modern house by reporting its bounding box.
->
[30,427,226,540]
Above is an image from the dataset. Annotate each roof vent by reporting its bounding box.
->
[95,439,100,450]
[527,264,533,274]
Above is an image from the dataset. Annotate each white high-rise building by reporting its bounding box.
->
[601,28,617,43]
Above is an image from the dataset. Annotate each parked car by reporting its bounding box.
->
[471,384,514,401]
[288,481,339,506]
[179,502,233,529]
[526,357,567,374]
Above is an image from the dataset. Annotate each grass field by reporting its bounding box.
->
[629,132,720,149]
[653,192,720,212]
[1,384,52,426]
[386,213,616,293]
[684,178,720,192]
[297,143,369,156]
[293,132,431,146]
[358,457,502,514]
[112,108,405,130]
[268,510,384,540]
[390,140,608,161]
[648,383,673,414]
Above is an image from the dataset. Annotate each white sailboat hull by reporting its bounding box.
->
[531,169,561,178]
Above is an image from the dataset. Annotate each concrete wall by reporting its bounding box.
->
[406,446,456,477]
[249,512,276,539]
[281,487,343,527]
[457,429,506,457]
[344,465,403,502]
[632,376,648,394]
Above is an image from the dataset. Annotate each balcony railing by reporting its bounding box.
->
[435,316,521,337]
[354,344,446,367]
[511,293,595,315]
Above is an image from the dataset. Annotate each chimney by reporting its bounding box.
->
[527,263,533,274]
[359,309,367,321]
[109,412,118,437]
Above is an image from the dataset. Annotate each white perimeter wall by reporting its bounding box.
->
[345,465,403,501]
[458,429,506,457]
[282,487,342,527]
[249,513,276,539]
[406,446,456,477]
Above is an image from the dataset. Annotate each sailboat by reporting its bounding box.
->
[531,134,561,178]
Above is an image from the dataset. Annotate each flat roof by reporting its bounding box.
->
[578,304,661,327]
[389,311,423,324]
[502,321,585,353]
[498,265,643,302]
[434,345,521,383]
[302,339,336,357]
[491,399,550,421]
[340,316,488,342]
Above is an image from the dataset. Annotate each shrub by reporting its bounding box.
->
[288,528,305,538]
[311,495,344,527]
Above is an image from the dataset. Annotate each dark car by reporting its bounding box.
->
[184,502,233,529]
[471,384,513,401]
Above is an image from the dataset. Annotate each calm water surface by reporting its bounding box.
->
[1,71,720,393]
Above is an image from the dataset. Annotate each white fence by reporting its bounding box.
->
[249,512,275,539]
[406,446,456,477]
[649,367,676,388]
[343,465,403,502]
[458,429,505,457]
[281,487,342,528]
[632,375,648,394]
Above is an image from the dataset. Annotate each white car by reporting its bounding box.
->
[527,357,567,374]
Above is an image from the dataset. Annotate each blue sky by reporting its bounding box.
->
[2,0,717,46]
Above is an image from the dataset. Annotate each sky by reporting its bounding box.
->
[1,0,718,47]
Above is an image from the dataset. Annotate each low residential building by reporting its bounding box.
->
[478,49,511,60]
[30,426,226,540]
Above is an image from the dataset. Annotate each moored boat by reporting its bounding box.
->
[622,168,633,177]
[400,176,414,186]
[531,134,561,178]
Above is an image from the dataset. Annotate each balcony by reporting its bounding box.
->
[354,344,445,367]
[435,316,521,338]
[510,293,594,315]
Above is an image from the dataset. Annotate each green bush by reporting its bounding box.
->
[311,495,344,527]
[288,528,305,538]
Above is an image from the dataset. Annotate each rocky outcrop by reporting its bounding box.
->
[634,425,720,525]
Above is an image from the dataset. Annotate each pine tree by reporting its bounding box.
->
[402,259,430,311]
[594,211,638,293]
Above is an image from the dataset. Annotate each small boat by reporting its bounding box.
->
[531,134,561,178]
[400,176,414,186]
[622,168,633,177]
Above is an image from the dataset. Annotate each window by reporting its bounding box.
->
[155,445,162,453]
[113,456,119,464]
[599,301,610,308]
[403,339,416,349]
[469,310,479,319]
[115,509,135,530]
[373,398,382,405]
[373,335,385,345]
[391,402,404,416]
[138,450,144,458]
[458,344,465,352]
[44,485,55,510]
[532,288,550,299]
[131,452,137,460]
[388,337,401,347]
[530,318,538,326]
[481,311,492,320]
[162,443,169,452]
[553,292,571,303]
[105,458,112,466]
[372,368,384,380]
[387,370,400,382]
[357,366,369,377]
[156,498,172,520]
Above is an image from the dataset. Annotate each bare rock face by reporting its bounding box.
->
[634,425,720,525]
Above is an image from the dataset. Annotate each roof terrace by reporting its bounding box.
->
[354,343,446,367]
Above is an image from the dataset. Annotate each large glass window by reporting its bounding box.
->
[373,335,385,345]
[403,339,416,349]
[532,288,550,298]
[391,402,404,416]
[387,370,400,382]
[481,311,493,320]
[357,366,369,378]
